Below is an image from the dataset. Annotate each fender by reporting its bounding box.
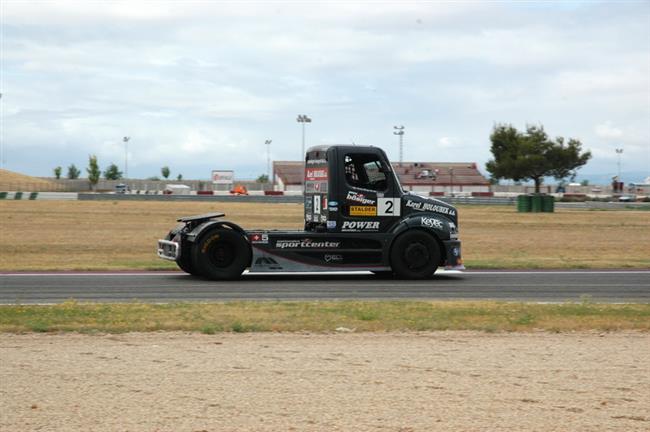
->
[185,220,248,243]
[390,213,457,242]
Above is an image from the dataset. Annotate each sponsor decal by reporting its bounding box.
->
[346,191,376,205]
[254,257,282,270]
[305,181,328,193]
[406,199,456,217]
[305,167,328,181]
[275,239,341,249]
[328,206,339,212]
[313,195,321,214]
[448,221,459,239]
[327,220,337,229]
[307,158,327,165]
[350,205,377,216]
[421,217,444,230]
[452,247,460,257]
[305,213,313,222]
[341,221,380,232]
[324,254,343,263]
[249,233,269,244]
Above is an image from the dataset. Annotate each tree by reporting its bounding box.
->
[161,166,170,179]
[104,163,123,180]
[53,166,62,179]
[486,124,591,194]
[176,174,183,181]
[256,174,269,183]
[87,155,101,190]
[67,164,81,179]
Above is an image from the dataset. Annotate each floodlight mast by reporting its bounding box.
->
[123,136,131,179]
[296,115,312,193]
[265,139,272,186]
[615,148,623,179]
[393,125,405,164]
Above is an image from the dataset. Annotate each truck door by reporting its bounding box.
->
[337,149,401,233]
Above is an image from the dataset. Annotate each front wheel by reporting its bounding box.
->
[192,228,251,280]
[390,230,441,279]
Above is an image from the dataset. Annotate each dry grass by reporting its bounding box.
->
[0,169,58,192]
[1,301,648,333]
[0,201,649,271]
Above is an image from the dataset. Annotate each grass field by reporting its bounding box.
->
[1,200,649,270]
[1,301,649,333]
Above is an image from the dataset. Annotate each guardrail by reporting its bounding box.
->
[78,193,304,203]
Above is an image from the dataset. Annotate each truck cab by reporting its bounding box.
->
[158,145,463,280]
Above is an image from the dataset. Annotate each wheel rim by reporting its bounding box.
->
[404,242,430,270]
[209,241,235,268]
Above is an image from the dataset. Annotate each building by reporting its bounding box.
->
[273,161,490,194]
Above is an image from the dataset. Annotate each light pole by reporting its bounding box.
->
[393,125,404,164]
[123,136,130,179]
[615,148,623,179]
[265,139,272,187]
[296,115,311,160]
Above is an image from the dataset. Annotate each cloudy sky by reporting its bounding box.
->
[1,0,649,182]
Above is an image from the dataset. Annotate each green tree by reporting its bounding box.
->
[176,174,183,181]
[256,174,269,183]
[161,166,170,179]
[486,124,591,194]
[104,163,123,180]
[53,166,62,179]
[67,164,81,179]
[87,155,101,190]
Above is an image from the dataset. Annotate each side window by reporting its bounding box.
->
[344,154,388,191]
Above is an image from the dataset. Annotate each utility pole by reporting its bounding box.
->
[265,139,272,187]
[123,136,130,179]
[0,93,4,169]
[393,125,404,164]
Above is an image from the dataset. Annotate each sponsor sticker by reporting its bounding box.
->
[307,158,327,165]
[327,220,337,229]
[324,254,343,263]
[275,239,340,249]
[341,221,380,232]
[305,167,328,181]
[421,217,444,230]
[249,233,269,244]
[346,191,376,205]
[254,257,283,270]
[406,199,456,217]
[350,206,377,216]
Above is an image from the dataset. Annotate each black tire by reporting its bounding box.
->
[390,230,441,279]
[192,228,251,280]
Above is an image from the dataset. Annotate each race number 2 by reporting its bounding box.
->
[377,198,401,216]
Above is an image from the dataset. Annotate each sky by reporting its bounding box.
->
[1,0,649,183]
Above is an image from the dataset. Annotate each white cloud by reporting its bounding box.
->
[595,122,624,140]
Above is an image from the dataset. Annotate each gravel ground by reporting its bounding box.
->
[1,331,649,431]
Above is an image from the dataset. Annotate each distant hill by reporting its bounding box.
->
[0,169,60,192]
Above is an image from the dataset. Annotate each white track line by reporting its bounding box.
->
[1,270,649,277]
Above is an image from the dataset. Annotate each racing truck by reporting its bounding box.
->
[158,145,463,279]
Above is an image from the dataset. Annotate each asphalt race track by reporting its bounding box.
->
[0,270,648,304]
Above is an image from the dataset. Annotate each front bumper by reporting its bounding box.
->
[442,239,464,270]
[157,239,179,261]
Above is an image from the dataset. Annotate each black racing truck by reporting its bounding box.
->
[158,145,463,279]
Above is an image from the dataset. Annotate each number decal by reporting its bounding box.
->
[378,198,400,216]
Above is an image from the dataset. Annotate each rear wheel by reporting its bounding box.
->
[390,230,441,279]
[192,228,251,280]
